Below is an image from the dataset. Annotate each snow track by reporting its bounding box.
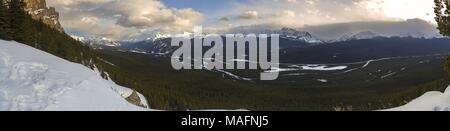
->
[0,57,66,111]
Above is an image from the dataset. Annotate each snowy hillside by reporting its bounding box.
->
[386,86,450,111]
[0,40,150,111]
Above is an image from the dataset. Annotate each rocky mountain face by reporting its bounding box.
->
[24,0,64,32]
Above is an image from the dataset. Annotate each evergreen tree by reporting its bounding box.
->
[443,59,450,79]
[445,56,450,77]
[434,0,450,78]
[0,0,10,39]
[434,0,450,37]
[8,0,26,41]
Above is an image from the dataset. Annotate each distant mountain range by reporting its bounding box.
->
[71,35,121,48]
[72,27,444,53]
[302,18,442,41]
[68,18,446,59]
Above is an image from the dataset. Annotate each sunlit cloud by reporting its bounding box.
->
[47,0,437,40]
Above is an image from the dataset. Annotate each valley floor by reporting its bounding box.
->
[1,39,449,111]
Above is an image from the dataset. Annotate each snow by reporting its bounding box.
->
[264,67,299,73]
[386,86,450,111]
[301,65,347,71]
[70,35,121,47]
[0,40,151,111]
[137,92,149,108]
[282,73,305,76]
[96,57,115,66]
[129,49,149,54]
[362,60,374,68]
[381,72,396,79]
[317,79,328,83]
[278,27,323,43]
[215,70,252,81]
[153,33,172,41]
[361,57,401,68]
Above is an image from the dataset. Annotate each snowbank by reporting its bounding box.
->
[386,86,450,111]
[0,40,151,111]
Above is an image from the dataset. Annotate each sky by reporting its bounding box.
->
[47,0,437,40]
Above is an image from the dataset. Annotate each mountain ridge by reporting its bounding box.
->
[24,0,63,32]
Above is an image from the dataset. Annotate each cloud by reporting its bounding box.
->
[48,0,111,6]
[261,10,300,27]
[287,0,298,3]
[216,0,436,28]
[302,19,440,40]
[219,17,230,22]
[239,11,259,19]
[100,0,202,30]
[48,0,203,40]
[48,0,437,39]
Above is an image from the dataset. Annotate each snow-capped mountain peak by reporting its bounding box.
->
[71,35,121,47]
[277,27,323,43]
[153,33,172,41]
[152,32,194,41]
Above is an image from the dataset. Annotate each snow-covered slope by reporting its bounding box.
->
[386,86,450,111]
[0,40,150,111]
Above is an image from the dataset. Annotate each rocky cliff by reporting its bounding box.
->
[24,0,64,32]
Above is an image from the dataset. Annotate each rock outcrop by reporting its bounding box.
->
[24,0,64,32]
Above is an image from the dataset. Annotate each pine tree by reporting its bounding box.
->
[0,0,10,40]
[434,0,450,37]
[434,0,450,79]
[8,0,26,41]
[444,56,450,76]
